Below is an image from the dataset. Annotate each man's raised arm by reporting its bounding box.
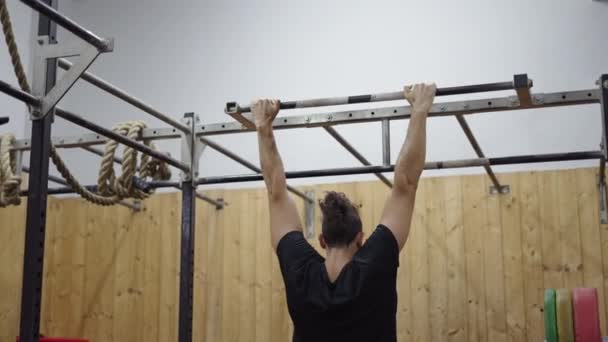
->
[252,99,303,250]
[380,83,436,250]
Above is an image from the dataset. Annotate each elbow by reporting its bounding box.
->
[393,172,420,196]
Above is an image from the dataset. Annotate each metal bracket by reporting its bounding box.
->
[489,184,511,195]
[224,102,256,129]
[599,74,608,159]
[514,74,533,107]
[30,36,114,119]
[304,190,315,239]
[180,113,204,181]
[598,174,608,224]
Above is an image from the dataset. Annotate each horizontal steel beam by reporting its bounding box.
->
[189,151,601,185]
[55,108,189,171]
[57,59,191,133]
[12,88,600,150]
[30,151,601,195]
[80,145,224,209]
[226,79,527,113]
[205,89,599,136]
[0,80,188,171]
[20,0,112,51]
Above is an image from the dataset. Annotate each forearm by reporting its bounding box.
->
[393,110,427,191]
[257,126,288,199]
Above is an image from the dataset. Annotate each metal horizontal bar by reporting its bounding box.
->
[0,117,9,125]
[200,89,600,137]
[57,59,190,133]
[227,80,521,113]
[190,151,600,185]
[54,108,189,171]
[35,151,601,194]
[11,88,600,150]
[0,79,40,105]
[195,192,224,209]
[323,126,393,188]
[81,145,224,209]
[20,0,112,51]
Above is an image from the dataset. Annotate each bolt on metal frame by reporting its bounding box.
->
[0,3,606,342]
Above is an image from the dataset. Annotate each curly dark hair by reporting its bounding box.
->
[319,191,362,247]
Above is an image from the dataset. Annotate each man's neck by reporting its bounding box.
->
[324,247,357,282]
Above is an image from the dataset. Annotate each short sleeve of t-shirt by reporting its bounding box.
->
[276,230,322,276]
[354,224,400,270]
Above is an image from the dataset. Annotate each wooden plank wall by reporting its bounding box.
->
[1,168,607,342]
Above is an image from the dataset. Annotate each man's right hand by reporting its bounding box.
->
[404,83,437,115]
[251,98,280,130]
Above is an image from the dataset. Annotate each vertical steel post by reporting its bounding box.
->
[381,120,390,165]
[178,113,197,342]
[19,1,56,342]
[600,74,608,159]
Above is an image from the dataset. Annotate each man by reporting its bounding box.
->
[252,83,436,342]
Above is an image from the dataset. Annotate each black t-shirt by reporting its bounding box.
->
[276,225,399,342]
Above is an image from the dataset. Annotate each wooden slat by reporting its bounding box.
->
[223,190,242,342]
[143,197,162,342]
[158,193,179,342]
[557,170,584,289]
[539,171,563,289]
[410,180,430,342]
[498,174,526,342]
[254,188,272,342]
[427,177,448,342]
[205,190,225,342]
[484,176,507,342]
[575,168,607,332]
[444,176,467,342]
[240,190,257,342]
[519,172,544,342]
[0,203,25,341]
[82,203,118,342]
[396,182,413,342]
[462,175,488,342]
[41,199,59,336]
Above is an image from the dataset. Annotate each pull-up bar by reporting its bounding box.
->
[19,0,112,52]
[225,78,531,114]
[0,117,8,125]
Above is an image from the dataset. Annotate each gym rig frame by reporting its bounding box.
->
[0,1,607,342]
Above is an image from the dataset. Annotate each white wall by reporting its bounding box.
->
[0,0,34,138]
[45,0,608,188]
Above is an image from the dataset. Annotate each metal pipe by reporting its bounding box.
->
[0,79,40,105]
[19,0,111,51]
[381,120,390,166]
[323,126,393,188]
[81,145,224,209]
[0,79,187,172]
[34,151,602,193]
[226,80,525,113]
[195,158,490,185]
[190,151,600,185]
[21,166,142,211]
[57,59,190,133]
[0,117,9,125]
[200,137,314,203]
[54,108,189,171]
[455,114,502,189]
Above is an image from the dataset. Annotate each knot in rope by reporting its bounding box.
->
[0,133,21,207]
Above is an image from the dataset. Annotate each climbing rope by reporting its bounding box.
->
[0,0,171,206]
[0,133,21,207]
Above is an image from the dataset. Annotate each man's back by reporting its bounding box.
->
[277,225,400,342]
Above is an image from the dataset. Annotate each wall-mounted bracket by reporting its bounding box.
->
[489,185,511,195]
[30,36,113,119]
[304,190,315,239]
